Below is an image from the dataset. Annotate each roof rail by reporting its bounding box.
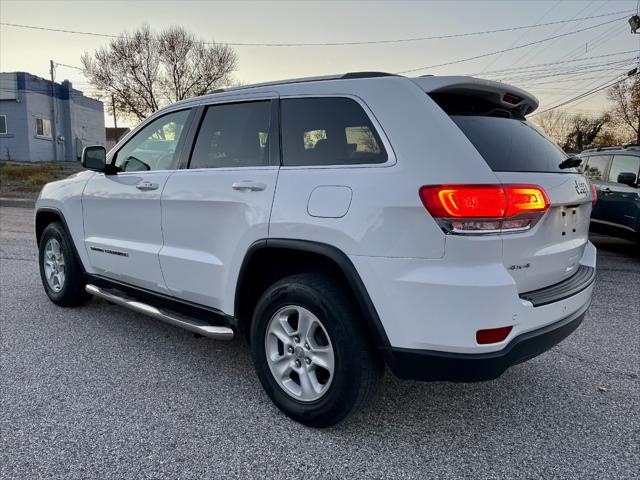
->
[205,72,397,96]
[341,71,396,79]
[599,146,621,151]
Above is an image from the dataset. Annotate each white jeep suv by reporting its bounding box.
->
[35,73,597,427]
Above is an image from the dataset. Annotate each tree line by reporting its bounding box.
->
[534,76,640,152]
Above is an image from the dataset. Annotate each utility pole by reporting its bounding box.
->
[49,60,58,161]
[111,93,118,128]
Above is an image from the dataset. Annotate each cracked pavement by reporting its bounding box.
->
[1,206,638,479]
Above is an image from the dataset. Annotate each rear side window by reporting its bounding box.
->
[190,101,271,169]
[281,97,387,166]
[451,115,572,173]
[582,155,610,181]
[608,155,640,184]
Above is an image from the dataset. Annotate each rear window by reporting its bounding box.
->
[451,115,573,173]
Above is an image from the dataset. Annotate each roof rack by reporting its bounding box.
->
[582,144,640,153]
[341,71,396,79]
[206,72,396,95]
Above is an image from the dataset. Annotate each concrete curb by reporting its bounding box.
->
[0,197,36,209]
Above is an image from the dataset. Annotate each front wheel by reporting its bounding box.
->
[250,273,382,428]
[38,222,92,307]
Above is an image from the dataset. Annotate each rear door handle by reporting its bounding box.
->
[136,181,159,191]
[232,180,267,192]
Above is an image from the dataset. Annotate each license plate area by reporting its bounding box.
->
[559,205,585,237]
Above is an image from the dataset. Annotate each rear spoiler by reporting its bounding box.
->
[410,76,539,117]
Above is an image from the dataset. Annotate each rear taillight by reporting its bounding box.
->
[591,183,598,207]
[419,184,549,235]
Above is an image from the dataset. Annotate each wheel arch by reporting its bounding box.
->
[35,207,86,273]
[234,239,390,347]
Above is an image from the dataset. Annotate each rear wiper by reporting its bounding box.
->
[559,156,582,169]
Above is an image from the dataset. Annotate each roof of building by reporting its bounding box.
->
[0,71,103,110]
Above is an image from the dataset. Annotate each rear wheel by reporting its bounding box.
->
[38,222,92,307]
[250,273,382,428]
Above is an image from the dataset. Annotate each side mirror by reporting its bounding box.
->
[81,146,107,172]
[617,172,637,187]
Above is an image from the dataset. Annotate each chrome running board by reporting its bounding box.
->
[85,284,234,340]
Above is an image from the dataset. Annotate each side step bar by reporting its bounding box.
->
[86,284,234,340]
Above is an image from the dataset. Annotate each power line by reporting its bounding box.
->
[530,71,634,116]
[0,9,635,47]
[517,73,625,86]
[496,57,637,82]
[532,62,632,108]
[55,62,84,71]
[395,15,628,74]
[466,49,638,76]
[509,0,599,68]
[478,0,562,72]
[522,24,629,103]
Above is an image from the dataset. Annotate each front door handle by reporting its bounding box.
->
[136,181,159,191]
[232,180,267,192]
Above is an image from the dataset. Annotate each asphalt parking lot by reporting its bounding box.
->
[1,205,638,479]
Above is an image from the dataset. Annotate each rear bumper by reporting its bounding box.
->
[381,302,588,382]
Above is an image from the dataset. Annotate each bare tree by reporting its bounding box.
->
[561,114,609,152]
[606,75,640,144]
[533,109,571,146]
[82,25,237,122]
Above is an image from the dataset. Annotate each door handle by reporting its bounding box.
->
[601,187,612,195]
[136,181,159,191]
[232,180,267,192]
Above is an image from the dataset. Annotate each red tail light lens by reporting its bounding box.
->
[419,185,506,218]
[504,186,549,216]
[476,326,513,344]
[419,184,549,235]
[591,183,598,207]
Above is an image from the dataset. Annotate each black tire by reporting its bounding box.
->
[250,272,382,428]
[38,222,92,307]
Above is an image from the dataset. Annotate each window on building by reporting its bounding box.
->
[190,101,271,169]
[281,97,388,166]
[35,117,51,138]
[0,115,7,134]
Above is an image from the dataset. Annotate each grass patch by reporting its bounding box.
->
[0,161,82,193]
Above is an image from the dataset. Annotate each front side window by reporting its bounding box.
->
[608,155,640,185]
[0,115,7,134]
[190,101,271,169]
[114,109,190,172]
[582,155,610,181]
[281,97,387,166]
[35,117,51,138]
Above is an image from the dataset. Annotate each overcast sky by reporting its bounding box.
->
[1,0,638,127]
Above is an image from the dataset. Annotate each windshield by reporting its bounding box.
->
[451,115,574,174]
